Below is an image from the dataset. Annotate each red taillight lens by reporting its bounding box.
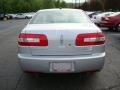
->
[76,32,105,46]
[18,33,48,46]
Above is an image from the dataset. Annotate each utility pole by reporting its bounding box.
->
[75,0,77,8]
[88,0,91,10]
[98,0,106,11]
[84,0,87,10]
[2,0,5,15]
[79,0,80,8]
[72,0,74,8]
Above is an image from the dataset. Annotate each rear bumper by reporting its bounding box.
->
[18,53,105,73]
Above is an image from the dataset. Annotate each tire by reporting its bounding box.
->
[115,24,120,32]
[25,17,28,19]
[108,27,114,30]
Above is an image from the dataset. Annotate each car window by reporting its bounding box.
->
[30,10,91,24]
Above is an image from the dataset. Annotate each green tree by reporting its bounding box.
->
[60,0,67,8]
[0,0,68,13]
[42,0,55,9]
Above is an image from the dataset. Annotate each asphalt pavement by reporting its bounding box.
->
[0,20,120,90]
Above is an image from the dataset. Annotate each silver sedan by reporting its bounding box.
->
[18,9,105,73]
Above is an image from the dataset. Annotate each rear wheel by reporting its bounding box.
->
[25,17,28,19]
[108,27,114,31]
[115,24,120,32]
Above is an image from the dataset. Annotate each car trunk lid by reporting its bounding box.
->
[24,23,99,56]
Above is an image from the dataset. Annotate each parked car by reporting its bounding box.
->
[86,11,95,18]
[86,11,102,19]
[14,13,25,19]
[0,13,7,20]
[18,9,105,74]
[99,12,120,31]
[7,14,17,19]
[24,13,35,19]
[0,13,4,20]
[92,12,114,24]
[15,13,29,19]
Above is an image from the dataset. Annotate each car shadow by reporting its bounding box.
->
[16,72,101,90]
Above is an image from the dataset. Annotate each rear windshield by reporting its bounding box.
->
[30,10,91,24]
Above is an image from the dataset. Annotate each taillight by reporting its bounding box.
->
[18,33,48,46]
[76,32,105,46]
